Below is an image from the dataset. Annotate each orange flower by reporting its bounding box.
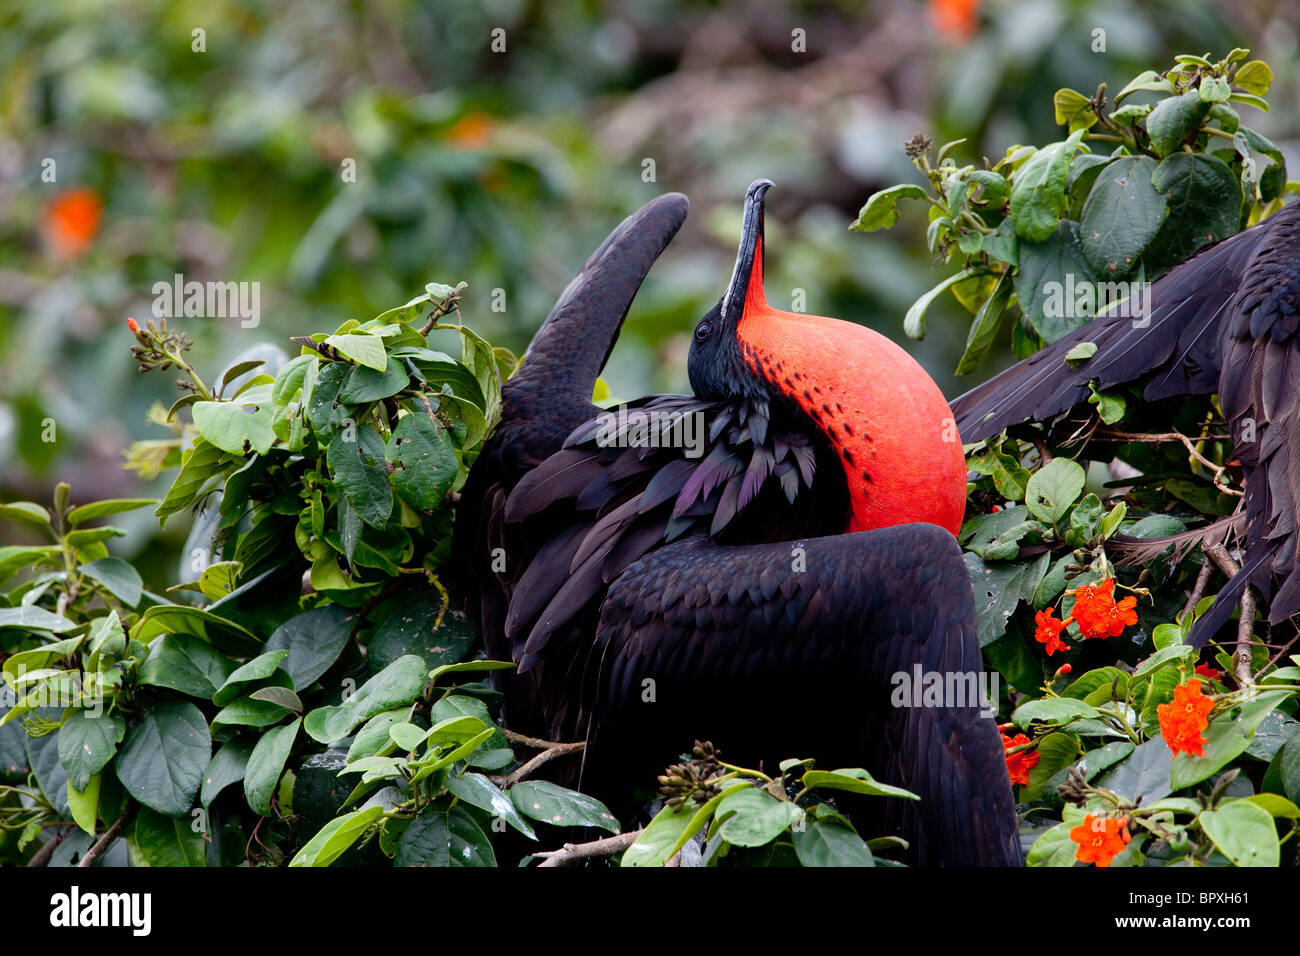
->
[1033,608,1071,656]
[127,317,140,332]
[446,112,493,150]
[1070,578,1138,640]
[1157,678,1215,758]
[42,187,102,259]
[930,0,980,40]
[1069,813,1132,867]
[1001,732,1038,786]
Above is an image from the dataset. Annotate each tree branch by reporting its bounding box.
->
[534,829,641,867]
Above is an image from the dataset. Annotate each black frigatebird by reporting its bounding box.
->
[951,200,1300,648]
[455,180,1021,866]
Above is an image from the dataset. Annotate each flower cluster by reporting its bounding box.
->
[1001,732,1039,786]
[1069,813,1132,867]
[1032,577,1138,655]
[1157,678,1215,759]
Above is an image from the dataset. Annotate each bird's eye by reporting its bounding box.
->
[694,321,712,341]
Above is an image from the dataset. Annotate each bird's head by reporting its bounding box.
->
[686,179,969,535]
[688,179,775,401]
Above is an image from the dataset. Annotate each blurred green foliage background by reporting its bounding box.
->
[1,0,1296,580]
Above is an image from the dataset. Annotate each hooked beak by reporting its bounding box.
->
[720,179,773,328]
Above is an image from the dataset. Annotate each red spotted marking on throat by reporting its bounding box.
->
[735,237,967,536]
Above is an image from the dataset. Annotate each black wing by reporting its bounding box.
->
[582,525,1022,866]
[1218,212,1300,627]
[453,193,689,730]
[951,201,1300,643]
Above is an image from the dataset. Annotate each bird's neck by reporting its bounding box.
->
[736,303,968,537]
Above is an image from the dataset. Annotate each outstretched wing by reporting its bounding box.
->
[1218,214,1300,627]
[951,210,1281,442]
[583,525,1021,866]
[952,201,1300,644]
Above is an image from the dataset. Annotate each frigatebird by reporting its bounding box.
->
[952,200,1300,648]
[455,181,1021,866]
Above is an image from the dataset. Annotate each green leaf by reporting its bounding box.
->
[271,353,316,406]
[903,269,977,340]
[1088,384,1127,425]
[1233,60,1272,96]
[1053,88,1097,131]
[1131,643,1193,680]
[0,546,61,583]
[1027,805,1088,866]
[327,426,393,528]
[792,820,874,866]
[324,333,388,371]
[192,385,276,456]
[713,788,802,847]
[622,782,750,867]
[1145,91,1211,158]
[1064,341,1097,363]
[368,595,474,675]
[212,650,290,706]
[0,501,51,530]
[510,780,620,832]
[801,768,919,800]
[115,700,211,817]
[201,741,253,806]
[1025,457,1086,524]
[0,605,77,634]
[156,437,230,522]
[1115,70,1174,101]
[197,560,240,603]
[340,357,409,403]
[445,772,536,839]
[965,551,1050,645]
[1242,792,1300,819]
[1024,732,1081,801]
[954,273,1013,376]
[128,806,205,866]
[303,655,429,743]
[1013,698,1103,726]
[1199,800,1279,866]
[1198,75,1231,103]
[395,803,495,867]
[1147,153,1242,276]
[1009,130,1087,242]
[849,184,928,232]
[1013,219,1096,342]
[66,498,156,526]
[289,806,384,867]
[265,605,355,691]
[57,709,126,792]
[245,718,300,816]
[1078,156,1165,278]
[80,557,143,608]
[67,773,100,835]
[1095,737,1174,804]
[139,634,237,698]
[386,411,458,511]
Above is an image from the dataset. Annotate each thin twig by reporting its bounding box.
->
[1094,427,1241,496]
[535,829,642,867]
[491,741,586,787]
[78,809,133,867]
[1204,543,1255,687]
[26,824,73,868]
[1181,557,1214,621]
[502,728,576,750]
